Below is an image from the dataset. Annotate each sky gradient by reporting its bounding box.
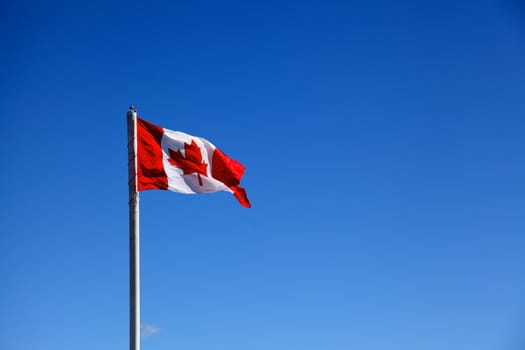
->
[1,1,525,349]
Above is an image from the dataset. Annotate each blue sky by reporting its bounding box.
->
[1,0,525,349]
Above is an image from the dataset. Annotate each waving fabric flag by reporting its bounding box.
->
[136,117,251,208]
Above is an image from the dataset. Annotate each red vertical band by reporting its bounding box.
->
[212,148,251,208]
[137,117,168,191]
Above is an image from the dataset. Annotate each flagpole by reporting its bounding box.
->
[127,106,140,350]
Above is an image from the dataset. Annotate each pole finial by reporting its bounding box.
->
[129,105,136,112]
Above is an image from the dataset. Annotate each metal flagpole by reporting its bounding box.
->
[127,106,140,350]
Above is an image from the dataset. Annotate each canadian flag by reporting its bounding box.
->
[136,117,251,208]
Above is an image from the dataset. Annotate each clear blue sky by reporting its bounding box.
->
[1,0,525,349]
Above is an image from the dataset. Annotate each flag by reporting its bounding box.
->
[136,117,251,208]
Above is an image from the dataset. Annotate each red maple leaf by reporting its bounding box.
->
[168,140,208,186]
